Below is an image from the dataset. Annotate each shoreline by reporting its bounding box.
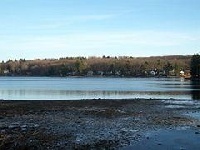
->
[0,97,194,101]
[0,99,200,149]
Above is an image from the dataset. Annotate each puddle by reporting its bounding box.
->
[165,105,186,109]
[162,99,200,109]
[123,128,200,150]
[163,99,196,105]
[184,112,200,120]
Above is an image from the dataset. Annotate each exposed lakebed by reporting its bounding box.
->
[0,99,200,149]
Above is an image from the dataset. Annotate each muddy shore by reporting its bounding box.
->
[0,99,200,149]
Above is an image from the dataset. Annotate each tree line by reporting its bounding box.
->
[0,55,191,77]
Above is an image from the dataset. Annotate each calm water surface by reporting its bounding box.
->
[0,77,199,100]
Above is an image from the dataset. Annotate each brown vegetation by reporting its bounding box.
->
[0,55,191,77]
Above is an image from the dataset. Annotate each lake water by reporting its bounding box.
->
[0,77,199,100]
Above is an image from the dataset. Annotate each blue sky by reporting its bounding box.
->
[0,0,199,60]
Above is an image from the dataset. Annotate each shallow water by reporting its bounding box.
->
[0,77,199,100]
[124,128,200,150]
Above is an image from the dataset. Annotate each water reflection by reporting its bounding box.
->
[0,89,192,100]
[191,80,200,100]
[0,77,198,100]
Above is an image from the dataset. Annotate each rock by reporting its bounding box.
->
[56,142,61,147]
[129,129,138,133]
[34,124,39,128]
[21,127,27,131]
[121,128,127,132]
[21,125,27,128]
[21,125,28,131]
[29,124,39,128]
[0,124,7,130]
[1,129,6,133]
[195,131,200,134]
[76,137,81,142]
[8,123,20,129]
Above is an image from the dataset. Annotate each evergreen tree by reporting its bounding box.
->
[191,54,200,79]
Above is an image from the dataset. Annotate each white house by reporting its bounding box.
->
[150,70,156,76]
[180,70,185,77]
[3,70,9,74]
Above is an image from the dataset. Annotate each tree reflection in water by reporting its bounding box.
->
[191,80,200,100]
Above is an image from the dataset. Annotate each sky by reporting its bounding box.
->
[0,0,200,60]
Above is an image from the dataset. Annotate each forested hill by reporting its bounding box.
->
[0,55,191,77]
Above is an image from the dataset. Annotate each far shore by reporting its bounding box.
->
[0,98,200,149]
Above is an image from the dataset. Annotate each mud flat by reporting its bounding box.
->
[0,99,200,149]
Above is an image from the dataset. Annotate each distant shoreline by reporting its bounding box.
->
[0,75,181,78]
[1,55,191,77]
